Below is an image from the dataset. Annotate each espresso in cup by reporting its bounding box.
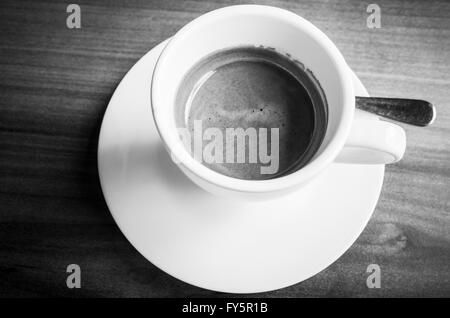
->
[175,46,328,180]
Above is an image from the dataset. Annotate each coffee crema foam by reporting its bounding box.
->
[175,46,328,180]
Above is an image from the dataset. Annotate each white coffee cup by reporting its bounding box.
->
[151,5,406,199]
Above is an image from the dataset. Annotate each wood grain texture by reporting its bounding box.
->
[0,0,449,297]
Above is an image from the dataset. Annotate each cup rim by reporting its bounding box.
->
[151,4,354,193]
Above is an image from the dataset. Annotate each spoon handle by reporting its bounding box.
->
[355,96,435,126]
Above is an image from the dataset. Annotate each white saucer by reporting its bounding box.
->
[98,39,384,293]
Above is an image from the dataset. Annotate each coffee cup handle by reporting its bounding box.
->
[335,115,406,164]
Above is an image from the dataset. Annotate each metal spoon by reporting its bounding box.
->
[355,97,435,126]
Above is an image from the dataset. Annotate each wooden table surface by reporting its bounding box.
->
[0,0,449,297]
